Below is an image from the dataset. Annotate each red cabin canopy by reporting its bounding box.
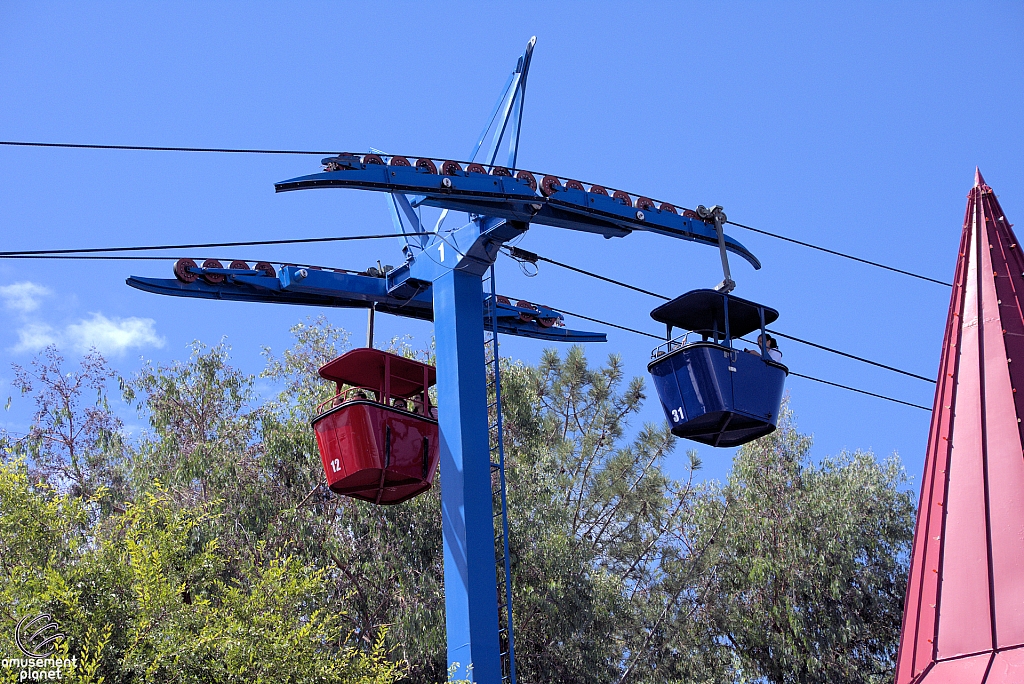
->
[319,348,436,399]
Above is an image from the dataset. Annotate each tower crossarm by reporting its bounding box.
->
[126,264,605,343]
[274,156,762,269]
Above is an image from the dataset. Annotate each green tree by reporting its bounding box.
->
[499,347,731,684]
[125,340,260,507]
[123,339,317,573]
[698,405,915,684]
[254,322,726,682]
[5,346,125,502]
[124,333,419,675]
[259,318,447,682]
[0,457,401,684]
[2,328,918,684]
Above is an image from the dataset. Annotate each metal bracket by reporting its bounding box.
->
[697,204,736,294]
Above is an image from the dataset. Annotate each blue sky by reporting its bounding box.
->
[1,2,1021,485]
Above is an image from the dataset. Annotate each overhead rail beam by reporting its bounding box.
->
[275,153,762,269]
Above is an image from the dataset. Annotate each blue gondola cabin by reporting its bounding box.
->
[648,289,788,447]
[312,348,440,505]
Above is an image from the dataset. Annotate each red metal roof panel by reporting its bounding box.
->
[897,171,1024,682]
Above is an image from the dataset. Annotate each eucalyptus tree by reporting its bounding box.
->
[697,408,915,684]
[5,346,125,504]
[498,347,733,684]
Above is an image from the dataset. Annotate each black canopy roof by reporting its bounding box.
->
[650,289,779,339]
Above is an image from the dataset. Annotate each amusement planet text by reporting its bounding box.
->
[2,656,77,681]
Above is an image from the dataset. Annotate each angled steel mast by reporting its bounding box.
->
[126,37,760,683]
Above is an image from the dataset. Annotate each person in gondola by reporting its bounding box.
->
[414,394,438,418]
[392,398,408,411]
[333,388,367,409]
[757,333,783,362]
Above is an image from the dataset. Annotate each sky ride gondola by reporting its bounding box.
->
[648,289,788,448]
[312,348,439,505]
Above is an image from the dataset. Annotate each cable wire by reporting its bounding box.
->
[2,139,945,397]
[732,335,931,411]
[0,254,363,274]
[0,233,408,257]
[547,306,664,340]
[508,247,670,300]
[549,308,931,411]
[766,329,936,384]
[0,140,334,155]
[5,235,938,387]
[549,308,930,411]
[503,248,937,384]
[726,220,952,287]
[787,372,930,411]
[0,255,180,261]
[4,140,950,284]
[0,240,929,410]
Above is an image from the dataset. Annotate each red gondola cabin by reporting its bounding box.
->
[312,348,439,505]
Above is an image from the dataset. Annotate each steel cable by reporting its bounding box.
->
[0,235,939,387]
[3,140,951,286]
[547,306,664,340]
[0,140,334,155]
[547,309,930,412]
[0,244,931,410]
[786,373,930,411]
[504,247,937,384]
[765,329,935,384]
[726,220,952,287]
[0,233,409,257]
[0,254,363,274]
[0,139,941,408]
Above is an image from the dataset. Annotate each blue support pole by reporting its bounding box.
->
[433,267,502,683]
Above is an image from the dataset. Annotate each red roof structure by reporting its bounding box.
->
[318,348,436,398]
[896,170,1024,683]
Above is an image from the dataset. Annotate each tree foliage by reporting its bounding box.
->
[0,321,914,683]
[500,347,730,684]
[0,459,399,683]
[698,407,915,684]
[8,347,124,501]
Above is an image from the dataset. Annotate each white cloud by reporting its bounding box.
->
[0,282,52,313]
[10,313,165,356]
[2,281,165,357]
[13,322,59,353]
[65,313,165,356]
